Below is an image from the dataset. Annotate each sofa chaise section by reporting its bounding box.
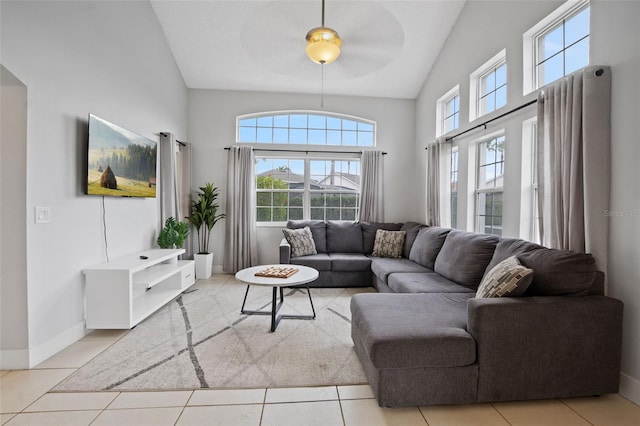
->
[350,227,624,407]
[351,292,479,406]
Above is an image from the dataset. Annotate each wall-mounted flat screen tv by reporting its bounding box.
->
[86,114,157,198]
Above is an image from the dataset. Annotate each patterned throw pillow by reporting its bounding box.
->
[476,256,534,298]
[282,226,317,257]
[372,230,406,258]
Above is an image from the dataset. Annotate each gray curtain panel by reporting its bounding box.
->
[160,133,193,258]
[536,66,611,273]
[159,132,178,225]
[359,150,384,222]
[426,136,448,226]
[176,142,193,259]
[223,146,258,273]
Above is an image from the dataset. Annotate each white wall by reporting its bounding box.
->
[0,0,188,367]
[415,0,640,405]
[0,66,29,363]
[188,89,416,268]
[591,0,640,404]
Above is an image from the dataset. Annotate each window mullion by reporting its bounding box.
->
[304,158,310,220]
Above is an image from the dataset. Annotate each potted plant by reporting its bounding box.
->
[187,182,225,279]
[157,217,189,257]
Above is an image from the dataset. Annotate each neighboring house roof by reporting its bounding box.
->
[257,168,359,191]
[257,167,305,183]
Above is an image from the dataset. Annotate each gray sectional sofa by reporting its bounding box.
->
[279,220,624,407]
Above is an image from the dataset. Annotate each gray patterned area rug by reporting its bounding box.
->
[54,280,373,392]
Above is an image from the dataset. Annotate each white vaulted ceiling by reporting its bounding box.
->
[150,0,465,99]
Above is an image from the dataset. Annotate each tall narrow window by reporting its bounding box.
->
[476,135,505,236]
[519,118,540,243]
[436,85,460,136]
[523,0,590,94]
[479,63,507,117]
[470,49,507,121]
[450,148,459,228]
[310,160,360,221]
[256,158,305,223]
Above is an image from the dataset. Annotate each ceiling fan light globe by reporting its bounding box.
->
[305,27,342,64]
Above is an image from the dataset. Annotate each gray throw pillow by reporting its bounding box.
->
[372,230,406,258]
[476,256,533,298]
[282,226,317,257]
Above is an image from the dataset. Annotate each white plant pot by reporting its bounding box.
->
[195,253,214,280]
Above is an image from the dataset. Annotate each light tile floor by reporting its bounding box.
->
[1,276,639,426]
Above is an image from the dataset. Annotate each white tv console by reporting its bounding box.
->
[84,249,195,329]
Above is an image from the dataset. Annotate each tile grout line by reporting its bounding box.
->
[336,386,347,426]
[490,402,515,425]
[417,405,431,425]
[559,398,596,425]
[259,387,268,426]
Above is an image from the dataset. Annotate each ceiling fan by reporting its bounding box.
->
[305,0,342,65]
[239,0,404,80]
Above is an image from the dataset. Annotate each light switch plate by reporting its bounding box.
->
[35,206,51,224]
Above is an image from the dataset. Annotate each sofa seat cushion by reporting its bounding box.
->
[351,293,476,368]
[326,221,363,253]
[370,258,430,283]
[434,230,499,289]
[329,253,372,272]
[290,254,331,271]
[388,272,475,294]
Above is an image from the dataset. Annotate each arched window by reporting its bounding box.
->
[236,111,376,147]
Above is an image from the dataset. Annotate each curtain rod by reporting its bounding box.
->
[426,98,538,148]
[159,132,186,146]
[224,147,387,155]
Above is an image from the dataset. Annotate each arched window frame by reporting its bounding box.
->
[236,110,376,147]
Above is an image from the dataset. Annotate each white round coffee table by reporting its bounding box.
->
[235,264,319,332]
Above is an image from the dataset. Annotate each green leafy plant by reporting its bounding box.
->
[157,217,189,249]
[187,183,225,254]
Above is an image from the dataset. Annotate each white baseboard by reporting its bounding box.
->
[620,372,640,406]
[213,264,224,274]
[0,348,30,370]
[28,321,87,368]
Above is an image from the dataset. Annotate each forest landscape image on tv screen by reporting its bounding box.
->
[87,114,157,197]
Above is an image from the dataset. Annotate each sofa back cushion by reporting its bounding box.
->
[484,238,543,274]
[400,222,427,258]
[326,221,363,253]
[434,230,499,289]
[518,248,598,296]
[287,220,327,253]
[361,222,403,254]
[409,227,451,270]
